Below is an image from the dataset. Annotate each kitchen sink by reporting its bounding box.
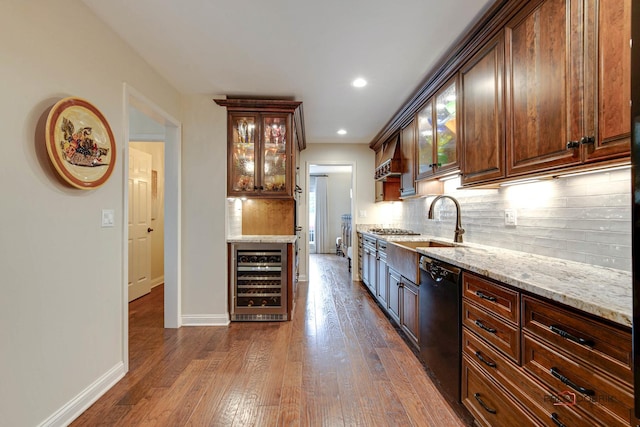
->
[386,240,458,284]
[389,240,457,250]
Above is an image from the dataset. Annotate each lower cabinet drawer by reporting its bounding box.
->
[522,295,632,385]
[463,328,589,427]
[522,333,634,427]
[462,356,539,427]
[463,300,520,363]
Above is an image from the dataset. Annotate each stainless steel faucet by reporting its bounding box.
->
[428,195,465,243]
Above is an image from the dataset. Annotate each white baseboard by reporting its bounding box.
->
[150,275,164,288]
[39,362,126,427]
[181,313,230,326]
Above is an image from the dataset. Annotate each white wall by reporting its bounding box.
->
[180,94,229,324]
[0,1,181,425]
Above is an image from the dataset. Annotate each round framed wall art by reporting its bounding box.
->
[45,97,116,189]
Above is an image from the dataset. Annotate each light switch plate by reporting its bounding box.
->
[504,209,517,227]
[101,209,115,227]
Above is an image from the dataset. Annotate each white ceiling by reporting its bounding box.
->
[83,0,494,145]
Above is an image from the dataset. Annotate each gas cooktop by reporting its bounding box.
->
[368,228,420,235]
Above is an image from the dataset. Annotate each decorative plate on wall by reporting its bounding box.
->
[45,97,116,189]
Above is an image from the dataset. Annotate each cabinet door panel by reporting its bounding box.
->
[376,255,388,306]
[228,113,259,195]
[435,80,458,173]
[388,268,401,323]
[417,102,434,178]
[505,0,581,176]
[461,34,506,185]
[401,280,419,348]
[261,114,291,195]
[583,0,631,162]
[400,119,417,198]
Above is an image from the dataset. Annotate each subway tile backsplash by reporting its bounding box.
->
[397,168,631,271]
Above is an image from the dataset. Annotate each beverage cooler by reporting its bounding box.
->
[230,242,288,321]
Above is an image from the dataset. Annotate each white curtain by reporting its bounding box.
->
[315,176,330,253]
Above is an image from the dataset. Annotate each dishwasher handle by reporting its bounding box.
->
[419,256,456,282]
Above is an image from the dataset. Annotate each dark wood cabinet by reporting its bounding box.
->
[504,0,630,177]
[374,177,400,202]
[505,0,583,177]
[416,77,460,181]
[371,0,630,188]
[461,270,635,427]
[460,33,506,186]
[399,119,417,198]
[583,0,631,163]
[214,98,304,198]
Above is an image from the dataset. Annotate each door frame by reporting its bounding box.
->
[304,161,357,281]
[122,83,182,371]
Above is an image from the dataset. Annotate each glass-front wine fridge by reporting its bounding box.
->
[230,243,288,321]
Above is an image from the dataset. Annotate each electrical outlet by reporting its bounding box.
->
[504,209,517,227]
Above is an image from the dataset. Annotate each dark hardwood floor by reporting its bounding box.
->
[72,254,467,426]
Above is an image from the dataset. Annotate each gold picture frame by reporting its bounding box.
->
[45,97,116,189]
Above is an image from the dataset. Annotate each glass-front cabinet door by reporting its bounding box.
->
[416,77,459,180]
[435,81,457,172]
[417,102,434,179]
[228,112,291,197]
[229,113,258,194]
[261,114,290,195]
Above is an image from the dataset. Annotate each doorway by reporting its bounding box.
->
[128,142,165,302]
[123,84,181,371]
[306,163,355,277]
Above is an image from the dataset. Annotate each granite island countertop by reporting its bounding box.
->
[358,230,632,328]
[227,235,297,244]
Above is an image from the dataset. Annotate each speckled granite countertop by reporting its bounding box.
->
[227,235,297,244]
[358,231,632,328]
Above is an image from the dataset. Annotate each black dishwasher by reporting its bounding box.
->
[419,255,462,406]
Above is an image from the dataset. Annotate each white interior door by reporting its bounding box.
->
[128,147,153,302]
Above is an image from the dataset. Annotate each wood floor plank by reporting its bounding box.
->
[71,255,470,427]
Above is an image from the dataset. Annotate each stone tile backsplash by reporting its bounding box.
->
[395,168,631,271]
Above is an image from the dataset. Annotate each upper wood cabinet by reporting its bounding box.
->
[460,34,506,186]
[504,0,630,177]
[371,0,630,188]
[416,77,460,180]
[214,99,304,198]
[582,0,631,163]
[505,0,583,176]
[399,118,417,198]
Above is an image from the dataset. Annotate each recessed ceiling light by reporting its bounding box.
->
[352,78,367,88]
[337,129,347,135]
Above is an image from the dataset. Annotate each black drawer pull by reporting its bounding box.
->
[551,413,567,427]
[550,367,595,396]
[474,393,497,414]
[549,325,595,347]
[475,291,497,302]
[475,320,497,334]
[475,351,496,368]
